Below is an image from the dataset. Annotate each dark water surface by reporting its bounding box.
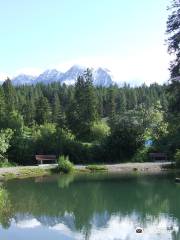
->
[1,172,180,240]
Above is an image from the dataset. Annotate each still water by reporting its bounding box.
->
[0,172,180,240]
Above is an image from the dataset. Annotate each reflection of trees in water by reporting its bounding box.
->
[4,174,180,238]
[57,174,75,189]
[0,188,14,229]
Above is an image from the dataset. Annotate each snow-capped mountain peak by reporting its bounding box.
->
[60,65,86,85]
[93,67,114,87]
[12,74,36,86]
[35,69,63,84]
[11,65,114,87]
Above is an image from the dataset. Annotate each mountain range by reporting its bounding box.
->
[11,65,114,87]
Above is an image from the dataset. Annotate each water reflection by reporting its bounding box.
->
[0,188,13,228]
[1,173,180,240]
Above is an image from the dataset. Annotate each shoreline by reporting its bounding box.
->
[0,161,176,180]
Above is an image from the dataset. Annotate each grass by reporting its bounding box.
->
[85,164,108,171]
[0,167,52,180]
[3,173,17,180]
[161,163,176,169]
[18,168,51,178]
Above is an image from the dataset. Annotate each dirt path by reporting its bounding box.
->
[77,161,173,172]
[0,162,173,179]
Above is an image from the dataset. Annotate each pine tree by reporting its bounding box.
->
[127,90,137,109]
[36,96,52,124]
[166,0,180,77]
[23,99,36,126]
[73,69,98,139]
[0,87,5,125]
[118,91,127,113]
[52,94,66,128]
[107,87,116,127]
[2,78,16,112]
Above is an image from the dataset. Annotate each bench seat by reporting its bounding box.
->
[35,155,57,164]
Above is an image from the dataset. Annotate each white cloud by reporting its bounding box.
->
[55,45,170,85]
[3,45,171,86]
[49,223,83,239]
[0,72,9,81]
[13,214,179,239]
[88,215,178,240]
[16,218,41,229]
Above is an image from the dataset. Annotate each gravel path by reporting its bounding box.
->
[0,162,173,178]
[77,162,173,172]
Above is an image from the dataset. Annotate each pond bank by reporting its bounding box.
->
[0,161,175,180]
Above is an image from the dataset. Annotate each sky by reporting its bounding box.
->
[0,0,171,85]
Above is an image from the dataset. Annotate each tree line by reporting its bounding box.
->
[0,69,170,165]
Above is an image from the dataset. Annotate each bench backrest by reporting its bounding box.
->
[149,153,167,157]
[35,155,56,161]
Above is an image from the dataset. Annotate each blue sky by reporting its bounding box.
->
[0,0,170,84]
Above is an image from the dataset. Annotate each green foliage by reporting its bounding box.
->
[52,94,66,128]
[175,149,180,168]
[104,113,145,162]
[143,102,168,141]
[0,129,13,154]
[0,88,5,122]
[36,96,52,124]
[2,78,16,112]
[107,87,116,127]
[33,123,56,153]
[0,161,16,168]
[0,129,13,162]
[90,121,110,142]
[70,69,98,140]
[167,79,180,120]
[132,147,150,162]
[5,111,24,131]
[166,0,180,77]
[61,140,92,164]
[58,155,74,173]
[0,72,170,165]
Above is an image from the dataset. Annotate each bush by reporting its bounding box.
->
[90,121,110,142]
[103,118,144,162]
[58,155,74,173]
[132,146,150,162]
[175,149,180,168]
[0,160,16,168]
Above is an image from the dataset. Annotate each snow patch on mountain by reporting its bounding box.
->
[35,69,63,84]
[12,74,36,86]
[11,65,114,87]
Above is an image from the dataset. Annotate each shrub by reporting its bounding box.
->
[103,118,144,162]
[0,161,16,168]
[62,140,93,164]
[175,149,180,168]
[90,121,110,142]
[58,155,74,173]
[132,146,150,162]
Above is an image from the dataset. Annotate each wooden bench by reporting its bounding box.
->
[35,155,57,165]
[149,152,167,161]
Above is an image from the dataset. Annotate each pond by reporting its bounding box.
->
[0,172,180,240]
